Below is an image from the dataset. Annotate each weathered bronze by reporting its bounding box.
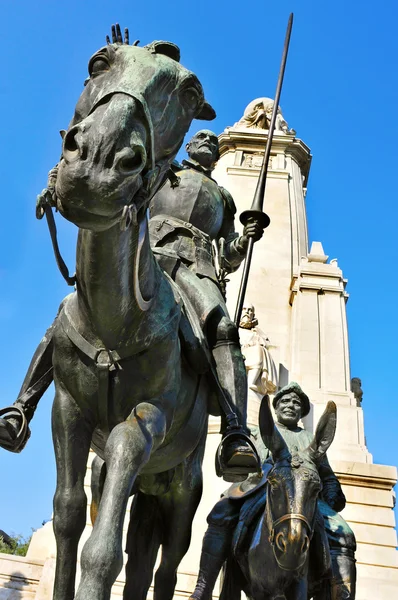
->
[2,25,217,600]
[0,24,268,600]
[190,384,357,600]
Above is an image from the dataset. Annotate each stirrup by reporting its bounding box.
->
[215,429,261,483]
[0,406,30,453]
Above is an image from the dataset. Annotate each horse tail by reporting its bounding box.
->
[219,556,244,600]
[124,491,163,600]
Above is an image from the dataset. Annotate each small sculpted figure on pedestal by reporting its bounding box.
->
[239,302,278,396]
[234,97,295,135]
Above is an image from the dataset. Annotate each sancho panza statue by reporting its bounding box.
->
[0,130,265,482]
[189,382,357,600]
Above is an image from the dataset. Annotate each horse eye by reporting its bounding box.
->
[88,55,110,77]
[182,87,200,111]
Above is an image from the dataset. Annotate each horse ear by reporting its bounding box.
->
[307,401,337,463]
[259,395,288,461]
[196,101,216,121]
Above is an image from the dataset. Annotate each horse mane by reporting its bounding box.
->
[105,23,181,63]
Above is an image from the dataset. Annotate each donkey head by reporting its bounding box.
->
[56,27,215,230]
[259,396,337,572]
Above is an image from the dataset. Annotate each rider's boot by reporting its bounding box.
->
[330,549,356,599]
[189,520,234,600]
[210,316,261,482]
[0,322,55,452]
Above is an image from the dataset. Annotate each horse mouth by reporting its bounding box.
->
[273,550,307,572]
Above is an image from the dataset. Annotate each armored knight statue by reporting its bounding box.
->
[0,130,264,482]
[235,97,294,134]
[239,302,278,396]
[189,382,357,600]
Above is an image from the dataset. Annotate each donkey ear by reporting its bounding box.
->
[259,395,288,461]
[196,101,216,121]
[308,401,337,463]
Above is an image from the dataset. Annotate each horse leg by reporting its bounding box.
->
[123,492,163,600]
[90,455,106,525]
[154,432,206,600]
[52,387,94,600]
[75,401,167,600]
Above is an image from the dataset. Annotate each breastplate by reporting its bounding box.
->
[151,168,225,240]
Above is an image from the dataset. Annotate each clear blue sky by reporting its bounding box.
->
[0,0,397,537]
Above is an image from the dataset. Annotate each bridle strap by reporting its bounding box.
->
[44,204,76,287]
[272,513,312,532]
[267,490,314,543]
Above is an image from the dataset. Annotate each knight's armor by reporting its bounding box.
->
[149,159,245,283]
[148,159,259,480]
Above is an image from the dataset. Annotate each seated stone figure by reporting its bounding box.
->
[190,382,356,600]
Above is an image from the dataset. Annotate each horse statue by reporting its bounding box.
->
[27,26,220,600]
[219,397,339,600]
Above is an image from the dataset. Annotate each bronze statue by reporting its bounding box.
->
[189,383,356,600]
[0,25,267,600]
[0,134,263,480]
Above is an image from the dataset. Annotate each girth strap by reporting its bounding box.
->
[59,302,180,432]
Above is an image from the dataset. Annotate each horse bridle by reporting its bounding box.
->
[268,511,314,545]
[266,479,316,546]
[39,89,171,290]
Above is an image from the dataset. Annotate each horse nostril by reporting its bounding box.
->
[301,536,309,553]
[63,126,83,161]
[276,532,286,552]
[117,146,146,174]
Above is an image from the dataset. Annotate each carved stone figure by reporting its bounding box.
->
[351,377,363,407]
[236,97,294,134]
[189,383,357,600]
[239,303,278,395]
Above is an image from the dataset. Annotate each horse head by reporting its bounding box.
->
[259,396,337,572]
[55,27,215,231]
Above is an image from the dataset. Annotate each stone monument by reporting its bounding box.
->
[1,97,397,599]
[207,99,397,598]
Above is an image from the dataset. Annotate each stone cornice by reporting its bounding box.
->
[226,166,290,180]
[331,460,398,491]
[217,128,312,185]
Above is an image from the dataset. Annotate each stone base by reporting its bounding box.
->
[331,460,398,599]
[1,447,397,599]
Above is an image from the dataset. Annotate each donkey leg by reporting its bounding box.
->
[154,432,206,600]
[75,401,167,600]
[52,387,93,600]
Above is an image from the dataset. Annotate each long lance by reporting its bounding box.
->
[234,13,294,327]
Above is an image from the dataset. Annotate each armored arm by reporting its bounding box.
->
[319,455,346,512]
[217,187,263,274]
